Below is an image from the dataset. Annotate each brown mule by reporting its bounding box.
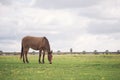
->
[20,36,52,64]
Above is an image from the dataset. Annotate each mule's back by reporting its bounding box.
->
[22,36,44,50]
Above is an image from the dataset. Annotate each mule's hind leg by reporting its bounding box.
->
[23,52,25,63]
[25,50,29,63]
[23,48,29,63]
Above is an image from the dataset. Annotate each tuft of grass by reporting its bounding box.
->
[0,54,120,80]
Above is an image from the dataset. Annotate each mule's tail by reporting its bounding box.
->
[20,45,23,59]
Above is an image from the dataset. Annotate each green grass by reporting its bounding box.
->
[0,54,120,80]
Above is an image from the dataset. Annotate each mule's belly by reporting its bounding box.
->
[30,45,40,50]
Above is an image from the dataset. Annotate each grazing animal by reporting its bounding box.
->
[20,36,52,64]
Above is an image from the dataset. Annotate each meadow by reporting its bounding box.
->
[0,54,120,80]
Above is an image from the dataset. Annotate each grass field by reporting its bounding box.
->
[0,54,120,80]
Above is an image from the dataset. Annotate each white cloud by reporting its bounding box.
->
[73,34,120,52]
[87,19,120,34]
[35,0,100,9]
[0,0,120,52]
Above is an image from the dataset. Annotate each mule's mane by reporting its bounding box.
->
[43,37,50,52]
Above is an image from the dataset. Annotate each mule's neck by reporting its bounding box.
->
[43,37,51,52]
[46,43,51,53]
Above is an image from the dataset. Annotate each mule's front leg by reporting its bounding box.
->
[42,51,45,64]
[39,50,42,64]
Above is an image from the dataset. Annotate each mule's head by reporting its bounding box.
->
[48,51,53,64]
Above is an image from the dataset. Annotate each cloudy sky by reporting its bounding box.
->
[0,0,120,52]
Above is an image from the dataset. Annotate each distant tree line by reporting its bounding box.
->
[82,50,120,54]
[0,49,120,55]
[56,49,120,54]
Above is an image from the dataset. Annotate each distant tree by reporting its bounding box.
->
[0,50,3,55]
[105,50,109,55]
[70,48,73,53]
[117,50,120,54]
[0,50,3,53]
[57,50,61,53]
[94,50,98,55]
[82,50,86,54]
[32,51,36,55]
